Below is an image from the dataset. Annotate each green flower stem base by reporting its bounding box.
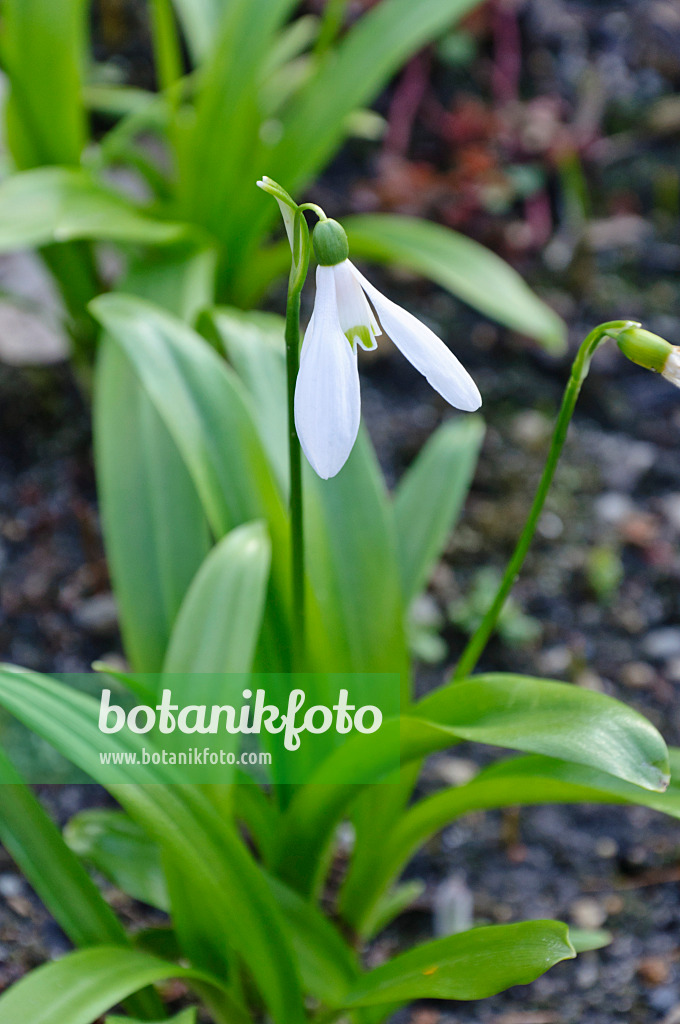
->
[454,320,637,680]
[285,286,305,667]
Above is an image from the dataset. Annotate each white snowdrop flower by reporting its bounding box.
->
[294,218,482,479]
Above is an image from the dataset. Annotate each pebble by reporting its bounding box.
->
[570,897,607,930]
[620,661,656,689]
[643,628,680,661]
[72,593,118,635]
[0,875,22,899]
[638,956,671,986]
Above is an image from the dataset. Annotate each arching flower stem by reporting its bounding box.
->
[454,320,641,681]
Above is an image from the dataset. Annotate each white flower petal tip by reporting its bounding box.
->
[347,261,482,412]
[663,348,680,389]
[295,266,361,479]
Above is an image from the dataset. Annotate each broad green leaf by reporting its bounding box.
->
[90,293,299,671]
[0,666,306,1024]
[275,678,668,894]
[108,1012,195,1024]
[176,0,299,287]
[0,947,223,1024]
[0,750,127,941]
[339,921,574,1007]
[304,431,410,678]
[233,781,281,865]
[94,339,211,672]
[357,749,680,938]
[416,674,670,792]
[345,214,566,352]
[108,1012,196,1024]
[362,880,425,938]
[266,874,360,1004]
[65,809,170,912]
[64,800,359,1005]
[1,0,88,168]
[121,241,218,323]
[393,416,484,603]
[163,521,271,675]
[0,168,188,251]
[203,307,289,488]
[170,0,227,61]
[337,762,420,932]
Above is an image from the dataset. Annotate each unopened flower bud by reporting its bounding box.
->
[312,219,349,266]
[611,326,679,386]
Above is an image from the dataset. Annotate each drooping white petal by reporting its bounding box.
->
[348,262,482,412]
[295,266,361,479]
[332,259,380,351]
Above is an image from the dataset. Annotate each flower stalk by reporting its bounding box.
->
[454,318,664,680]
[258,179,313,665]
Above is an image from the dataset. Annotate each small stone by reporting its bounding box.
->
[638,956,671,986]
[621,661,656,689]
[430,756,478,786]
[604,894,624,915]
[72,593,118,635]
[575,669,604,692]
[538,645,572,676]
[0,874,22,899]
[595,837,619,859]
[595,492,635,525]
[570,897,607,930]
[644,628,680,661]
[650,985,680,1013]
[433,874,474,937]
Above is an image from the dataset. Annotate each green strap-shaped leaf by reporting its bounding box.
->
[274,677,668,893]
[64,802,360,1006]
[393,416,485,604]
[355,748,680,938]
[0,946,223,1024]
[107,1011,196,1024]
[1,0,88,168]
[338,921,574,1007]
[64,809,170,913]
[163,520,271,675]
[0,666,306,1024]
[0,748,164,1021]
[270,0,482,193]
[345,214,566,352]
[204,307,291,488]
[266,873,360,1004]
[94,339,211,672]
[176,0,299,291]
[0,168,189,251]
[107,1010,196,1024]
[90,293,302,671]
[169,0,227,60]
[226,0,488,292]
[416,674,670,791]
